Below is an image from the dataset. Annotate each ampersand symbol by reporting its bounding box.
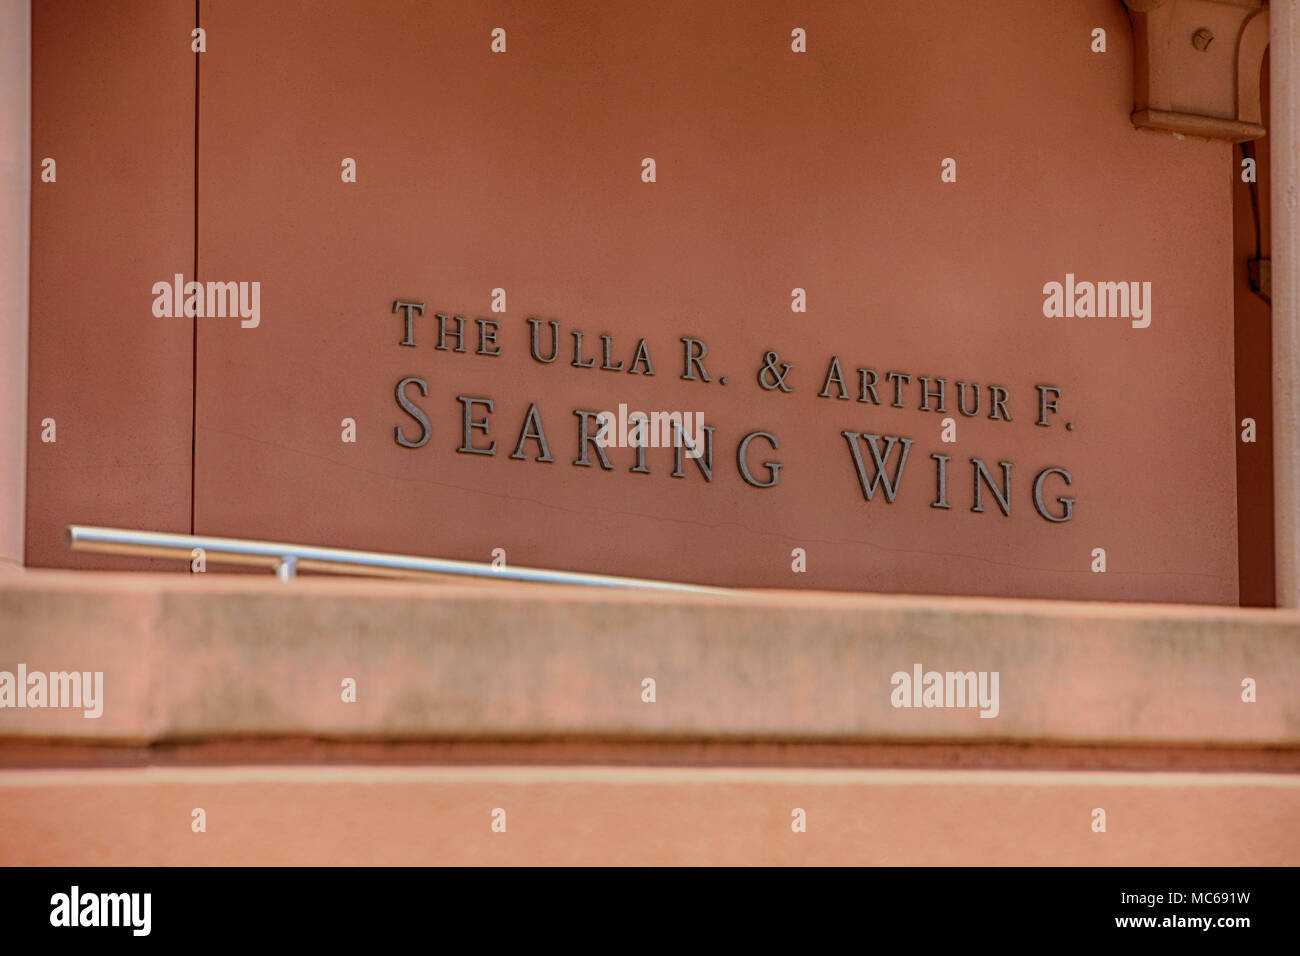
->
[757,350,794,392]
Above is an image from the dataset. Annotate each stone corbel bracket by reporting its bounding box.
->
[1126,0,1270,141]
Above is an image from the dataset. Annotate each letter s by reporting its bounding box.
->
[395,377,431,448]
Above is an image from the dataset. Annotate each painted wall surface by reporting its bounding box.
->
[30,0,1242,602]
[26,0,194,571]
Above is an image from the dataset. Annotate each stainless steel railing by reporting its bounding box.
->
[64,524,735,594]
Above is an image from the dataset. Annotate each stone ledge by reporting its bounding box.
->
[0,766,1295,865]
[1,570,1296,747]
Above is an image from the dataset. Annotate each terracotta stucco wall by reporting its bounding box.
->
[26,0,194,570]
[29,0,1242,603]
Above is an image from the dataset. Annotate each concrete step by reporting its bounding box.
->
[2,570,1297,865]
[2,765,1296,865]
[0,570,1297,746]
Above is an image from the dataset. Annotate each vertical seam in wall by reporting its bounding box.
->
[17,0,31,565]
[190,0,200,536]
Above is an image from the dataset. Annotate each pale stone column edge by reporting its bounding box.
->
[0,0,31,572]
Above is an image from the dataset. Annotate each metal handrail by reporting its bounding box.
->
[64,524,736,595]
